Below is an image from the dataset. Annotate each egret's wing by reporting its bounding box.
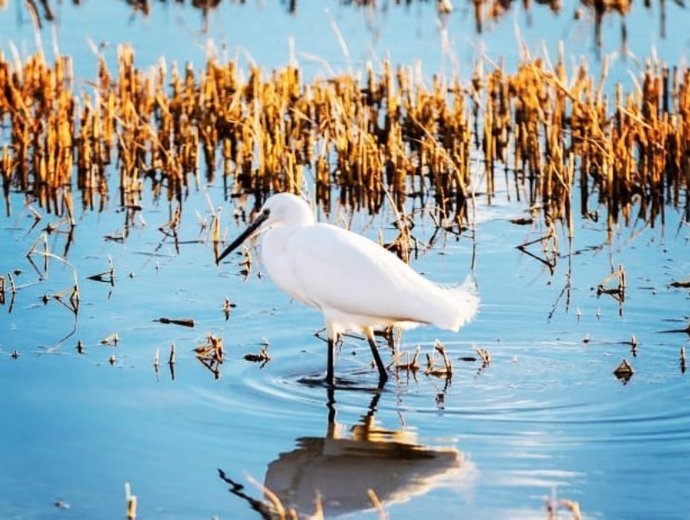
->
[285,223,441,324]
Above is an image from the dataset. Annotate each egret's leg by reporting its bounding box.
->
[326,323,336,387]
[326,337,335,386]
[364,327,389,383]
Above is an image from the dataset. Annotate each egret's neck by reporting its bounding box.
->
[261,221,303,251]
[259,215,313,306]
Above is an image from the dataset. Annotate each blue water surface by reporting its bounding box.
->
[1,2,690,520]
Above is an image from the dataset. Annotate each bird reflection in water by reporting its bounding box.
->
[221,385,475,518]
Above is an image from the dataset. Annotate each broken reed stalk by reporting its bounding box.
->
[1,44,688,233]
[396,345,421,371]
[195,334,225,378]
[124,482,137,520]
[367,489,386,520]
[244,475,288,520]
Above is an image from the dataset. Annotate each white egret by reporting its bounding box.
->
[217,193,479,384]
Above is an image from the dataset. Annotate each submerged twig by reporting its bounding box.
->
[155,317,195,328]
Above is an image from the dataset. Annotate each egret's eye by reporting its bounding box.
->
[262,208,271,217]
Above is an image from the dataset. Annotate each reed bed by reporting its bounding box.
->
[1,45,688,234]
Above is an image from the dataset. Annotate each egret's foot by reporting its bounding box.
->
[365,327,389,385]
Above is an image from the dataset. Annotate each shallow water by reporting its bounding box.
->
[2,181,688,520]
[2,2,690,520]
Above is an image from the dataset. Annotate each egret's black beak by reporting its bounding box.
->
[216,210,270,265]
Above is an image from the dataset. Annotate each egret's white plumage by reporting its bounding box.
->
[218,193,479,383]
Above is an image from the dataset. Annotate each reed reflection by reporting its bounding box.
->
[13,0,678,49]
[263,385,475,518]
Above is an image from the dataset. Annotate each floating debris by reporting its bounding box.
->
[104,232,126,243]
[239,248,252,278]
[155,317,195,328]
[516,231,558,273]
[624,335,638,356]
[597,265,626,302]
[223,297,236,320]
[613,359,635,383]
[244,343,271,367]
[195,334,225,378]
[10,350,20,359]
[46,285,80,314]
[158,205,181,253]
[509,216,534,225]
[108,354,117,366]
[681,347,686,374]
[395,345,421,371]
[76,340,85,354]
[100,332,119,346]
[195,334,225,362]
[53,499,70,510]
[87,256,115,285]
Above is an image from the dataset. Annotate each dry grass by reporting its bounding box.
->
[1,45,688,234]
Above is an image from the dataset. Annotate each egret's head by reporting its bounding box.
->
[216,193,312,264]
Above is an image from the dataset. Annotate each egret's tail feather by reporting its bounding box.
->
[443,275,480,332]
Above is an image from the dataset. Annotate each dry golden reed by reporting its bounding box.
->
[1,44,688,234]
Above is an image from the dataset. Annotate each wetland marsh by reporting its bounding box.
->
[1,1,689,519]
